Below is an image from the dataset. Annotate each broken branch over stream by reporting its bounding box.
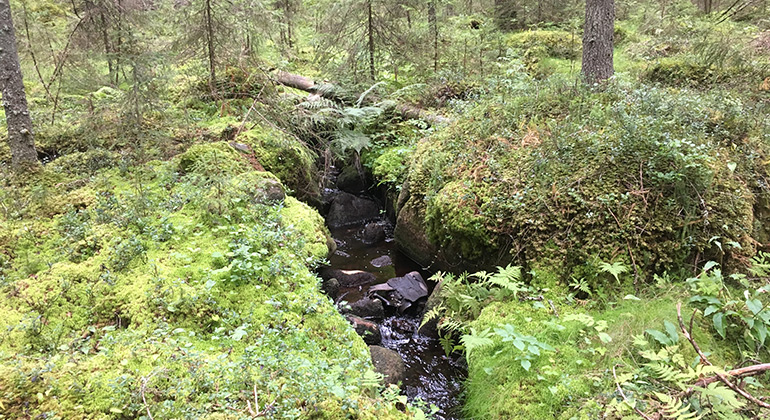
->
[272,71,451,126]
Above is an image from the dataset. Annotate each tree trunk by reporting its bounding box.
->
[367,0,375,80]
[428,1,438,72]
[204,0,216,91]
[581,0,614,83]
[0,0,38,167]
[494,0,516,30]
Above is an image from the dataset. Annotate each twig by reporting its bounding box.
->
[692,363,770,388]
[613,364,654,420]
[677,302,770,409]
[140,370,164,420]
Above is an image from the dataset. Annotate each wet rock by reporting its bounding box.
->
[342,297,385,320]
[361,222,386,244]
[369,272,428,313]
[370,255,393,268]
[321,277,340,299]
[346,315,381,344]
[394,195,439,269]
[389,272,428,303]
[337,165,368,194]
[369,345,405,385]
[327,192,380,228]
[418,279,444,338]
[318,268,377,287]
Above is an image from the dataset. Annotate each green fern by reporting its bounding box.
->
[653,393,702,420]
[461,328,494,356]
[598,260,629,283]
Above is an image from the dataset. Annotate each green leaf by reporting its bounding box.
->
[746,299,763,315]
[645,329,671,346]
[713,313,726,338]
[520,359,531,371]
[598,332,612,343]
[664,320,679,343]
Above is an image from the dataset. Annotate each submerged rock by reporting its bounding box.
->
[321,277,340,299]
[342,297,385,320]
[369,345,405,385]
[370,255,393,268]
[318,268,377,287]
[361,222,386,244]
[346,315,381,345]
[327,192,380,228]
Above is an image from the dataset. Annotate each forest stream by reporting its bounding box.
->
[318,185,467,419]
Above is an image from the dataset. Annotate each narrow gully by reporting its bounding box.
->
[323,221,467,420]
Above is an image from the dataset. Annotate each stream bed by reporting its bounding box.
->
[325,222,467,419]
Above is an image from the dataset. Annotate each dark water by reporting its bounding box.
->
[328,223,466,420]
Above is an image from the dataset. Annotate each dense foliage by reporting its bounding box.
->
[2,0,770,418]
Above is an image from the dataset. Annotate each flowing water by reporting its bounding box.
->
[328,222,467,420]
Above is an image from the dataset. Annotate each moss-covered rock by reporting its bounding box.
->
[397,81,770,284]
[237,125,319,199]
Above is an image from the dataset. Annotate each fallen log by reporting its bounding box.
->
[272,71,451,126]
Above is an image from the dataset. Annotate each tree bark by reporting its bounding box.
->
[0,0,38,167]
[367,0,375,80]
[428,1,438,72]
[581,0,615,82]
[204,0,216,91]
[494,0,517,31]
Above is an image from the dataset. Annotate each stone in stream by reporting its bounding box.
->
[346,315,381,345]
[369,345,405,385]
[361,222,386,244]
[368,271,428,313]
[370,255,393,268]
[318,267,377,287]
[326,192,380,228]
[342,297,385,320]
[337,165,368,194]
[320,277,340,299]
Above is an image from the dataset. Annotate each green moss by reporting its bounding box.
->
[506,30,581,60]
[371,146,413,188]
[462,291,732,419]
[425,180,495,261]
[0,157,411,419]
[402,80,767,283]
[175,141,247,176]
[643,57,728,87]
[238,126,318,198]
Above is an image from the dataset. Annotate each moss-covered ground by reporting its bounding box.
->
[0,144,418,419]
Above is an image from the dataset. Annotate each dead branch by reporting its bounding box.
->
[272,71,451,126]
[613,364,655,420]
[677,302,770,409]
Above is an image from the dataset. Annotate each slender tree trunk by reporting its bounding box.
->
[205,0,216,90]
[115,0,122,85]
[0,0,38,167]
[100,11,114,84]
[367,0,375,80]
[581,0,614,83]
[428,0,438,72]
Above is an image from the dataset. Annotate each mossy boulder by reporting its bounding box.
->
[643,57,728,87]
[237,125,319,199]
[396,81,770,284]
